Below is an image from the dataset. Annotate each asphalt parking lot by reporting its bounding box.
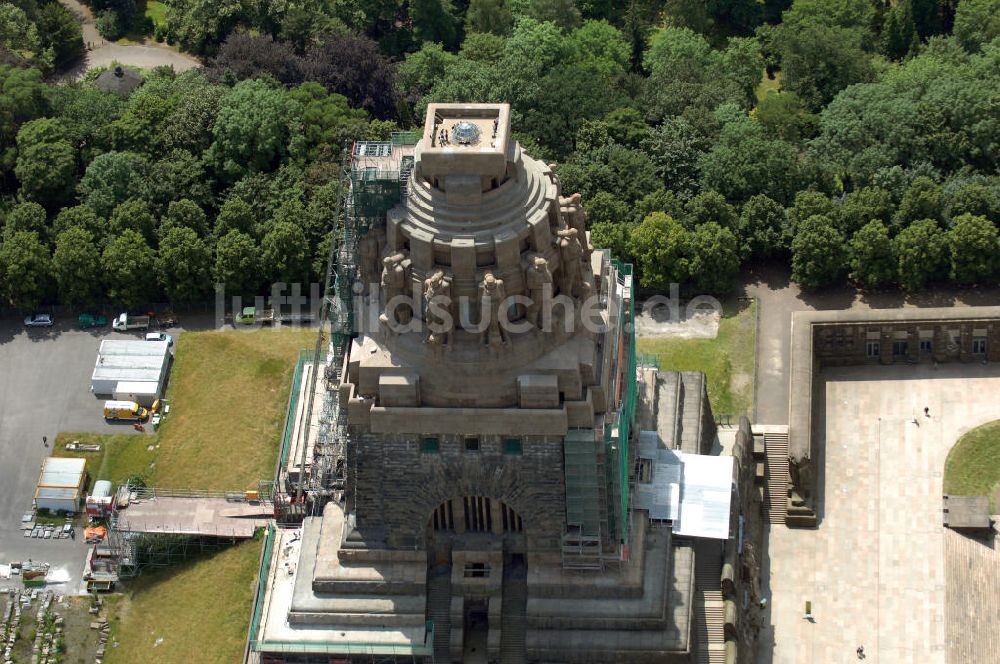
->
[0,315,187,593]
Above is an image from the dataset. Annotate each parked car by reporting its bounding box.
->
[24,313,53,327]
[145,331,174,346]
[112,313,150,331]
[78,313,108,329]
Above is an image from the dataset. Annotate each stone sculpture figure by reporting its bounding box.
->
[559,193,590,255]
[545,162,561,190]
[557,228,589,299]
[423,270,451,347]
[379,253,411,328]
[788,457,813,507]
[479,272,507,348]
[524,256,552,328]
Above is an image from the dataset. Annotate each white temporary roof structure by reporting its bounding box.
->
[633,430,734,540]
[92,339,169,395]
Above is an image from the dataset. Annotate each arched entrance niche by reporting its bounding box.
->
[429,496,523,535]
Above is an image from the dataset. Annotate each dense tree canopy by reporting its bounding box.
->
[790,215,846,289]
[947,213,1000,285]
[157,226,212,302]
[3,201,48,240]
[0,230,51,308]
[52,227,101,306]
[893,218,947,291]
[207,79,302,182]
[848,220,895,289]
[15,118,77,207]
[1,0,998,307]
[214,229,260,297]
[101,229,156,307]
[628,212,689,291]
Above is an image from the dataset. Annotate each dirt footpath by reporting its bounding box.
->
[57,0,201,77]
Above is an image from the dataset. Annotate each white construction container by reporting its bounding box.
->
[92,339,169,396]
[34,457,86,514]
[112,380,160,406]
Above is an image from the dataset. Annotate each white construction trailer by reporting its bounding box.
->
[35,457,87,514]
[91,339,170,402]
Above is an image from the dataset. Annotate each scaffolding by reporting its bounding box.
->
[97,480,273,583]
[289,132,420,518]
[559,258,637,571]
[608,259,637,548]
[561,429,606,570]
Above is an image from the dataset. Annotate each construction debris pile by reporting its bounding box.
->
[1,589,65,664]
[1,589,21,663]
[1,589,109,664]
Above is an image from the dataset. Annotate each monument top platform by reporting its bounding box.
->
[416,103,513,188]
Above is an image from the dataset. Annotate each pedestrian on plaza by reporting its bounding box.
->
[924,406,930,417]
[42,435,47,447]
[912,417,919,426]
[857,645,866,659]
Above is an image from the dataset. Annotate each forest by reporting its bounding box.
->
[1,0,1000,309]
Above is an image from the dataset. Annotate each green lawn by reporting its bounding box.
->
[944,419,1000,511]
[104,538,263,664]
[636,298,756,418]
[117,0,168,43]
[145,0,168,26]
[54,327,314,664]
[58,327,315,491]
[56,431,156,490]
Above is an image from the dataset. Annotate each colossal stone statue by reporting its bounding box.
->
[524,256,553,329]
[480,272,507,348]
[559,193,589,255]
[379,253,411,328]
[557,228,588,299]
[423,270,452,347]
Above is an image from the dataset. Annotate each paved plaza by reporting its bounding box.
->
[763,363,1000,664]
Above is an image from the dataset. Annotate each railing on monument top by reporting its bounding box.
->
[391,130,421,145]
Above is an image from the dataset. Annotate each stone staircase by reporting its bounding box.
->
[500,557,527,664]
[399,160,413,199]
[765,430,790,524]
[694,544,726,664]
[425,565,452,662]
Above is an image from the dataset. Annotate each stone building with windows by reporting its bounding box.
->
[783,307,1000,526]
[251,104,763,664]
